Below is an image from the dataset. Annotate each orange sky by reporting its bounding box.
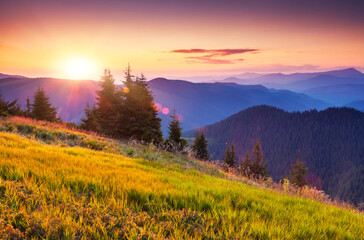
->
[0,0,363,80]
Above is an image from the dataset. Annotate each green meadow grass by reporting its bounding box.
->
[0,118,363,239]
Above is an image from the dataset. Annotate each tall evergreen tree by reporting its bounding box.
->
[95,69,119,136]
[290,150,308,188]
[31,87,58,121]
[120,66,163,143]
[250,139,268,178]
[224,144,237,167]
[0,94,21,117]
[80,103,100,132]
[191,130,210,161]
[165,110,187,152]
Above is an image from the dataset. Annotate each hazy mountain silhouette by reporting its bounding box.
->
[148,78,330,133]
[345,100,364,111]
[219,68,364,90]
[303,84,364,105]
[288,74,364,91]
[0,73,25,79]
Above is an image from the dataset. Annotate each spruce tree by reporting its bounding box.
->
[31,87,58,121]
[165,110,187,152]
[290,151,308,188]
[95,69,119,136]
[120,66,163,143]
[238,152,251,177]
[224,144,237,167]
[26,98,31,117]
[191,130,210,161]
[80,103,100,132]
[250,139,268,178]
[0,94,21,117]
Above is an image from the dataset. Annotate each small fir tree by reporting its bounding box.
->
[165,110,187,152]
[31,87,58,121]
[26,97,31,117]
[224,144,237,168]
[238,152,251,177]
[80,103,100,132]
[0,94,21,117]
[250,139,268,178]
[290,150,308,188]
[191,130,210,161]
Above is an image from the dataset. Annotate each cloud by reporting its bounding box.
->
[171,48,258,56]
[186,56,245,64]
[170,48,258,64]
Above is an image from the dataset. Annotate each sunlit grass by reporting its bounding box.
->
[0,118,363,239]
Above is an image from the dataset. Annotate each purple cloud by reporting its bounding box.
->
[171,48,258,56]
[170,48,257,64]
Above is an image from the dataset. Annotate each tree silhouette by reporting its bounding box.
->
[0,93,21,117]
[119,66,163,143]
[224,144,237,167]
[31,87,58,121]
[191,130,210,161]
[80,103,100,132]
[165,110,187,152]
[95,69,119,136]
[238,152,251,177]
[290,150,308,188]
[250,139,268,178]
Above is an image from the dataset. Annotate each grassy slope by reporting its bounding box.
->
[0,118,363,239]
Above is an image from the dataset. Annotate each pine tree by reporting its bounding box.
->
[95,69,119,136]
[224,144,237,167]
[0,94,21,117]
[31,87,58,121]
[120,66,163,143]
[26,98,31,117]
[80,103,100,132]
[290,150,308,188]
[191,130,210,161]
[238,152,251,177]
[250,139,268,178]
[165,110,187,152]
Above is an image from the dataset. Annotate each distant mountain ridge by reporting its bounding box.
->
[184,105,364,204]
[0,76,330,134]
[218,68,364,106]
[345,100,364,112]
[0,73,25,79]
[148,78,330,133]
[219,68,364,86]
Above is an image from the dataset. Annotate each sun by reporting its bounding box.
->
[64,57,95,80]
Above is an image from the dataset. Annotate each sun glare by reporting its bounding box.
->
[64,57,95,80]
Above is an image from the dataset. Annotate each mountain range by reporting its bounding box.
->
[148,78,329,133]
[218,68,364,106]
[0,75,330,134]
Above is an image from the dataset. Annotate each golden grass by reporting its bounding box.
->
[0,118,363,239]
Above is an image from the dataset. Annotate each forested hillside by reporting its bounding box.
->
[185,106,364,204]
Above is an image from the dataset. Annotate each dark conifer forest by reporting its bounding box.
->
[185,105,364,204]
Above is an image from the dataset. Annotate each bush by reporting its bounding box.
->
[83,139,106,150]
[16,124,35,135]
[35,130,55,142]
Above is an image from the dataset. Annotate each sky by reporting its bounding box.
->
[0,0,364,80]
